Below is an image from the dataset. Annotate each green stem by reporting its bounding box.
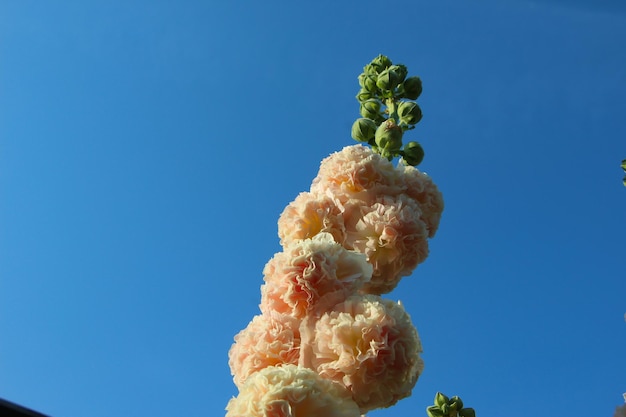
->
[385,98,399,124]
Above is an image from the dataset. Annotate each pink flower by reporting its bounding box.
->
[278,192,347,247]
[398,165,444,238]
[345,195,429,294]
[299,294,423,413]
[310,145,402,206]
[225,364,361,417]
[228,312,301,388]
[260,233,373,319]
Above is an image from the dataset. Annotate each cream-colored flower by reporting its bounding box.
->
[225,364,361,417]
[299,294,423,413]
[278,192,346,247]
[345,195,429,294]
[228,312,301,388]
[311,145,402,206]
[398,164,444,238]
[261,233,372,318]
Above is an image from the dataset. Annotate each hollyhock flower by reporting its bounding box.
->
[398,164,444,237]
[228,312,301,388]
[225,364,361,417]
[278,192,346,247]
[299,294,423,413]
[345,195,429,294]
[310,145,402,206]
[260,233,372,319]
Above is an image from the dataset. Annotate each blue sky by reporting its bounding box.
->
[1,1,625,416]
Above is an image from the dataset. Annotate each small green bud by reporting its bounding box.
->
[351,118,377,143]
[435,392,449,408]
[622,159,626,172]
[397,101,423,125]
[402,76,423,100]
[427,406,445,417]
[375,119,403,157]
[390,64,408,83]
[358,73,366,88]
[362,74,378,93]
[370,54,392,73]
[450,396,464,411]
[441,404,450,415]
[376,68,400,91]
[402,141,425,166]
[363,63,378,75]
[459,408,476,417]
[356,89,373,102]
[359,99,381,119]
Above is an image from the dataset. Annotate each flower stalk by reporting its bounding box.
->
[225,54,471,417]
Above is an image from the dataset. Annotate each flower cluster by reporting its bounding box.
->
[280,145,443,294]
[226,143,444,416]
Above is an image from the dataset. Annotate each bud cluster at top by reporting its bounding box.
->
[352,54,425,166]
[426,392,476,417]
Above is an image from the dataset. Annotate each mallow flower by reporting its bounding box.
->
[225,364,361,417]
[299,294,423,413]
[260,233,372,319]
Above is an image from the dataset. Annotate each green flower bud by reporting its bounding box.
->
[359,99,381,119]
[390,64,408,84]
[622,159,626,172]
[363,63,377,75]
[450,396,464,411]
[351,118,377,143]
[435,392,449,408]
[362,74,378,93]
[376,68,400,91]
[427,406,445,417]
[370,54,392,73]
[375,119,403,157]
[402,76,423,100]
[459,408,476,417]
[398,101,423,125]
[356,89,373,102]
[402,141,425,166]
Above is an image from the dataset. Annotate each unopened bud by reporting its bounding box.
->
[435,392,449,408]
[398,101,423,125]
[390,64,408,84]
[370,54,392,73]
[351,118,377,142]
[450,396,464,411]
[356,89,373,102]
[402,141,425,166]
[359,99,381,119]
[402,76,423,100]
[376,68,400,91]
[375,119,403,156]
[362,74,379,93]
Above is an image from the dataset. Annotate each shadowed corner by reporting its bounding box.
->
[0,398,50,417]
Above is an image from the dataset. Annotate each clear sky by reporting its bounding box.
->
[1,1,625,416]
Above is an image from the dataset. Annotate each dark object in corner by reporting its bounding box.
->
[0,398,50,417]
